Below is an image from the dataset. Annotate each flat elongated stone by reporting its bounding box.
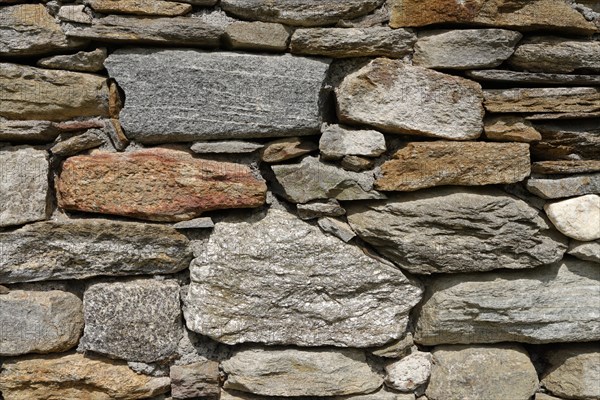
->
[484,87,600,113]
[532,120,600,161]
[466,70,600,86]
[191,141,263,154]
[297,199,346,220]
[346,187,567,274]
[532,161,600,175]
[173,217,215,230]
[336,59,484,140]
[0,119,61,142]
[0,219,191,284]
[320,124,386,160]
[0,290,83,356]
[222,348,383,396]
[261,137,318,162]
[541,344,600,400]
[484,116,542,142]
[105,49,330,142]
[375,142,530,191]
[225,21,290,52]
[56,148,267,222]
[223,389,415,400]
[414,29,521,70]
[50,130,106,157]
[37,48,107,73]
[0,353,170,400]
[414,259,600,345]
[86,0,192,16]
[317,217,356,243]
[544,195,600,241]
[526,174,600,199]
[184,208,422,347]
[568,240,600,263]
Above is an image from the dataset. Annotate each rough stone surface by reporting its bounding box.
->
[414,259,600,345]
[526,174,600,199]
[225,21,290,52]
[170,361,220,399]
[484,116,542,142]
[320,124,386,160]
[532,120,600,161]
[0,290,83,356]
[80,279,182,363]
[375,142,531,191]
[0,146,49,228]
[535,394,563,400]
[222,348,383,396]
[50,130,106,157]
[0,219,191,284]
[261,137,318,163]
[544,195,600,241]
[105,49,330,142]
[291,27,415,58]
[221,389,416,400]
[56,148,267,222]
[510,37,600,73]
[37,48,107,73]
[484,87,600,113]
[336,59,484,140]
[568,240,600,263]
[426,345,539,400]
[184,208,422,347]
[385,351,432,392]
[371,333,414,359]
[541,344,600,400]
[413,29,521,70]
[347,187,566,274]
[0,353,170,400]
[297,199,346,220]
[58,5,93,24]
[532,161,600,175]
[173,217,215,230]
[0,119,61,143]
[466,69,600,86]
[86,0,192,16]
[191,141,263,154]
[317,217,356,243]
[342,155,375,172]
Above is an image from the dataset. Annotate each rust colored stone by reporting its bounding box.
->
[53,120,105,132]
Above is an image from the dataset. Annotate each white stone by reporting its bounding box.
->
[545,194,600,241]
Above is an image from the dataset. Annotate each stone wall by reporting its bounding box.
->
[0,0,599,399]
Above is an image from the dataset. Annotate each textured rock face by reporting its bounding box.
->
[526,174,600,199]
[0,119,61,142]
[86,0,192,16]
[532,161,600,175]
[37,48,107,72]
[0,353,170,400]
[320,124,386,160]
[347,188,566,274]
[0,219,191,284]
[510,37,600,73]
[385,351,432,392]
[375,142,530,191]
[297,199,346,220]
[222,348,383,396]
[541,344,600,400]
[56,148,267,222]
[532,120,600,161]
[544,195,600,241]
[261,137,318,162]
[0,290,83,356]
[225,21,290,51]
[568,240,600,263]
[413,29,521,69]
[170,361,220,399]
[484,116,542,142]
[466,69,600,86]
[336,59,484,140]
[414,259,600,345]
[426,345,539,400]
[80,279,182,363]
[190,141,263,154]
[50,130,106,157]
[0,63,110,121]
[0,146,49,228]
[484,87,600,113]
[105,49,330,142]
[184,208,422,347]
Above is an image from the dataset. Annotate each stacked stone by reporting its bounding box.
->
[0,0,599,399]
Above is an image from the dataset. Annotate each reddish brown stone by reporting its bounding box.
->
[53,120,105,132]
[56,148,267,221]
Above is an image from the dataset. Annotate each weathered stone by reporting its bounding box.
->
[272,156,384,203]
[0,290,83,356]
[297,199,346,220]
[535,393,563,400]
[291,27,415,58]
[222,389,415,400]
[173,217,215,230]
[80,279,181,363]
[104,118,129,150]
[0,119,61,142]
[347,187,567,274]
[415,259,600,345]
[466,69,600,86]
[56,148,266,222]
[389,0,597,35]
[222,348,383,396]
[0,4,85,56]
[483,87,600,113]
[337,2,391,28]
[527,111,600,121]
[526,174,600,199]
[191,140,263,154]
[170,361,220,400]
[568,240,600,263]
[221,0,385,27]
[385,351,432,392]
[0,146,49,228]
[53,119,105,132]
[261,137,318,163]
[320,124,386,160]
[105,49,330,142]
[86,0,192,16]
[532,120,600,161]
[510,37,600,74]
[37,48,107,73]
[0,353,170,400]
[225,21,290,52]
[342,155,376,172]
[541,344,600,400]
[484,116,542,142]
[57,5,92,24]
[426,345,538,400]
[413,29,521,70]
[372,332,414,359]
[532,161,600,175]
[318,217,356,242]
[376,142,530,191]
[336,59,484,140]
[545,195,600,241]
[50,130,106,157]
[0,219,191,284]
[184,208,422,347]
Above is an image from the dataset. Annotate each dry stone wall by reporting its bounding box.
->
[0,0,599,399]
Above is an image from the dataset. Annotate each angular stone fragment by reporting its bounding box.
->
[336,59,484,140]
[483,87,600,113]
[291,27,415,58]
[510,37,600,74]
[225,21,290,52]
[0,290,83,356]
[170,361,220,400]
[221,0,385,27]
[527,112,600,121]
[320,124,386,160]
[532,120,600,161]
[376,142,530,191]
[544,195,600,241]
[413,29,521,70]
[0,219,191,284]
[57,5,93,24]
[372,332,414,359]
[318,217,356,242]
[541,344,600,400]
[272,156,384,203]
[105,49,330,142]
[484,116,542,142]
[466,69,600,86]
[347,187,567,274]
[86,0,192,16]
[0,119,61,142]
[342,155,375,172]
[184,208,422,347]
[222,348,383,396]
[526,174,600,199]
[261,137,318,163]
[37,48,107,72]
[50,130,106,157]
[385,351,432,392]
[173,217,215,230]
[191,140,263,154]
[0,353,170,400]
[297,199,346,220]
[568,240,600,263]
[532,161,600,175]
[426,345,538,400]
[0,63,110,121]
[0,146,49,228]
[56,148,266,221]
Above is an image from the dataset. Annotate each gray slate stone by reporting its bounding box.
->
[414,259,600,345]
[105,49,330,143]
[191,141,263,154]
[225,21,290,52]
[37,48,107,73]
[320,124,386,160]
[0,119,61,143]
[526,174,600,199]
[0,219,191,284]
[466,69,600,86]
[50,130,106,157]
[297,199,346,220]
[80,279,182,363]
[173,217,215,230]
[318,217,356,243]
[568,240,600,263]
[184,208,422,347]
